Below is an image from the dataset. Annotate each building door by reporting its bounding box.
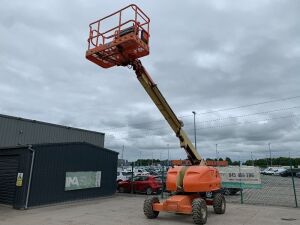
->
[0,155,19,205]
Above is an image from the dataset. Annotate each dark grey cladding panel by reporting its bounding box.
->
[28,142,118,207]
[0,143,118,208]
[0,115,104,148]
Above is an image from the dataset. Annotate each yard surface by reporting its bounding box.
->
[0,194,299,225]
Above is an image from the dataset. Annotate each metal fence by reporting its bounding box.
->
[225,174,299,208]
[119,164,299,208]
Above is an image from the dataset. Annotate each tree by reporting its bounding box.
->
[225,157,232,165]
[242,157,300,168]
[232,161,240,166]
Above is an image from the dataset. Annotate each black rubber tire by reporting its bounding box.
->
[213,193,226,214]
[192,198,207,225]
[143,197,160,219]
[146,187,153,195]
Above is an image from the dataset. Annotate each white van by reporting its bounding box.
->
[261,167,279,175]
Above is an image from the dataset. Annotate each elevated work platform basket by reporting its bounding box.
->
[86,4,150,68]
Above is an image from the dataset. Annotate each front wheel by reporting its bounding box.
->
[192,198,207,225]
[143,197,159,219]
[213,193,226,214]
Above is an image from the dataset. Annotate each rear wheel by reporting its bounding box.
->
[192,198,207,225]
[213,193,226,214]
[143,197,159,219]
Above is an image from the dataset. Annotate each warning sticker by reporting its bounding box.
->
[16,173,23,187]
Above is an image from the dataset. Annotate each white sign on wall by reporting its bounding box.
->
[65,171,102,191]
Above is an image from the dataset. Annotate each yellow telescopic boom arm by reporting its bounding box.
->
[130,60,204,165]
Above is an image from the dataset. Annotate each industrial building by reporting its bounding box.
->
[0,114,105,148]
[0,114,118,209]
[0,142,118,209]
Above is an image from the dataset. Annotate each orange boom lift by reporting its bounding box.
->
[85,5,225,225]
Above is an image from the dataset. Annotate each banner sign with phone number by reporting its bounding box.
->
[217,166,262,189]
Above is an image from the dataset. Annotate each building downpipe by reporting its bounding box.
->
[25,145,35,209]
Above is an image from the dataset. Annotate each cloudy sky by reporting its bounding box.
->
[1,0,299,161]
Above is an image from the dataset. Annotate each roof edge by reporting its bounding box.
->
[0,142,118,155]
[0,113,105,136]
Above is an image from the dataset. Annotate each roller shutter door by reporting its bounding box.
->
[0,156,18,205]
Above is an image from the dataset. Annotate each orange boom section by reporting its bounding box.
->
[166,166,187,191]
[86,4,150,68]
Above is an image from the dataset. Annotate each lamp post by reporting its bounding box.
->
[192,111,197,150]
[121,145,124,168]
[268,143,272,167]
[167,144,170,167]
[152,151,154,166]
[216,144,218,161]
[139,151,142,166]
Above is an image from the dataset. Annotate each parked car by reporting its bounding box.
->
[273,168,287,175]
[134,170,150,176]
[133,169,144,176]
[260,167,278,175]
[260,168,269,175]
[117,171,132,182]
[296,172,300,178]
[280,168,300,177]
[149,170,159,176]
[117,175,162,195]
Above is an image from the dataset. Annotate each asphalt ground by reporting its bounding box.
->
[0,194,299,225]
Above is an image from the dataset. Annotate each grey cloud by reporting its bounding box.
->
[1,0,299,161]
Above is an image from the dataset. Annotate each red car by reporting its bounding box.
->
[117,175,162,195]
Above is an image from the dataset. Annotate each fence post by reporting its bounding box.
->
[240,189,244,204]
[239,161,244,204]
[289,157,298,208]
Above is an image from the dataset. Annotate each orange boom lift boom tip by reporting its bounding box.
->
[85,4,226,225]
[86,4,150,68]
